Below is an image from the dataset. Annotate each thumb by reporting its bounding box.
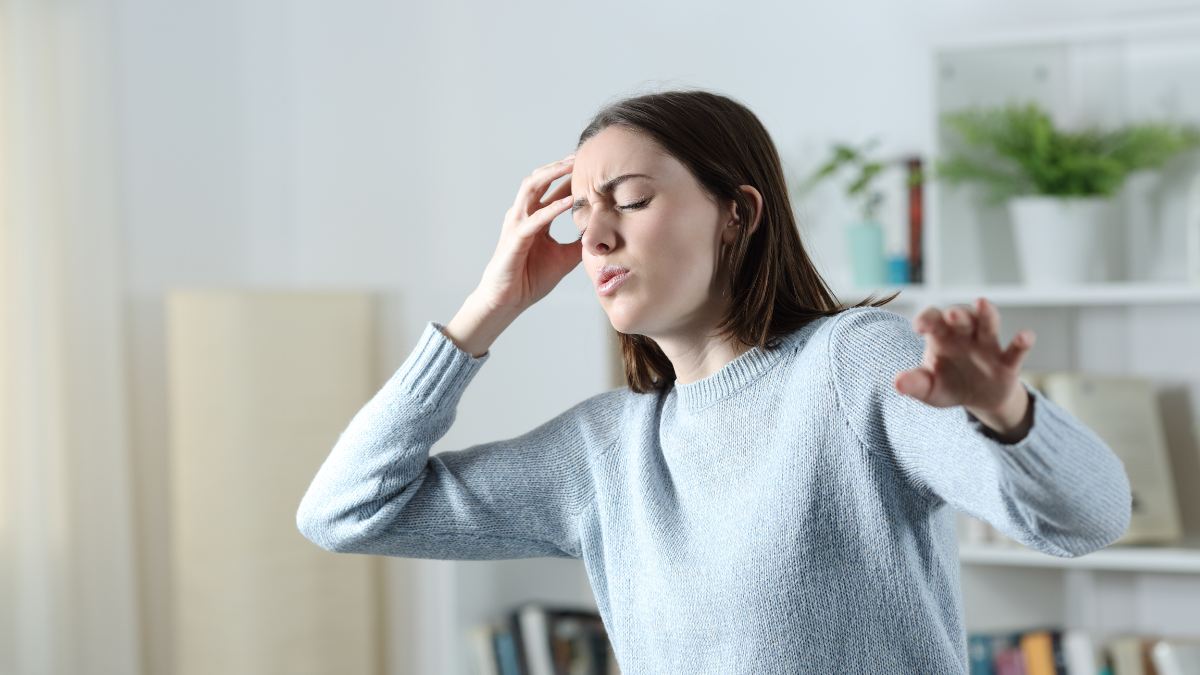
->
[552,239,583,274]
[894,367,934,402]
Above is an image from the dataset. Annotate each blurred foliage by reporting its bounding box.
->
[938,102,1200,202]
[800,139,890,221]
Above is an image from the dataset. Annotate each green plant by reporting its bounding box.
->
[938,102,1200,202]
[800,140,889,221]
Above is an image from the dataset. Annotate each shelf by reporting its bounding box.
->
[959,543,1200,574]
[934,282,1200,308]
[836,282,1200,309]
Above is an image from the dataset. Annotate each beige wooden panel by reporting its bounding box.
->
[167,291,380,675]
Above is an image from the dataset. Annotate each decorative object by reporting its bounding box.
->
[1188,172,1200,284]
[801,141,913,287]
[1008,196,1118,284]
[938,103,1200,284]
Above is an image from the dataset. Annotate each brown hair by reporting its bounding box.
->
[577,90,897,393]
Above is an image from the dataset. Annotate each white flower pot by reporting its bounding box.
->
[1008,196,1118,285]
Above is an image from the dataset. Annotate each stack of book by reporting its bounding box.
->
[969,629,1095,675]
[470,603,619,675]
[969,629,1200,675]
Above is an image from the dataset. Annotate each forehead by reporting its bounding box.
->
[572,126,671,189]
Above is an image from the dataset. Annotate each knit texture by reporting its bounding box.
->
[297,306,1131,674]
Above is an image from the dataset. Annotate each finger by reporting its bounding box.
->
[515,157,575,215]
[525,160,575,215]
[548,237,584,274]
[512,157,574,212]
[944,304,976,337]
[540,177,573,207]
[912,306,945,336]
[1001,328,1036,368]
[516,194,574,238]
[894,367,935,402]
[975,298,1000,349]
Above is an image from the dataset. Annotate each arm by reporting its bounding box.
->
[299,152,592,558]
[296,321,602,559]
[829,307,1132,557]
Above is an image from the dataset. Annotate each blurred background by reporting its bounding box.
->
[5,1,1200,674]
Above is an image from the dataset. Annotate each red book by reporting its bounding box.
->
[906,157,924,284]
[995,647,1028,675]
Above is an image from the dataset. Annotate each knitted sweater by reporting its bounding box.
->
[297,306,1131,674]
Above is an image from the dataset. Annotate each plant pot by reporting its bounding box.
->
[1008,196,1118,285]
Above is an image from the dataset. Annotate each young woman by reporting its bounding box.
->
[298,91,1131,674]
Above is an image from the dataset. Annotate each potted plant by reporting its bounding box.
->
[801,141,909,287]
[939,103,1200,285]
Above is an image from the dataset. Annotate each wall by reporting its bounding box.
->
[110,1,1200,673]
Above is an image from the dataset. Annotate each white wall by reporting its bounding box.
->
[110,1,1200,673]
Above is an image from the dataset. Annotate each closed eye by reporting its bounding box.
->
[576,197,651,242]
[617,198,650,210]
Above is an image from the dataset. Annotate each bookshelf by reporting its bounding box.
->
[918,11,1200,651]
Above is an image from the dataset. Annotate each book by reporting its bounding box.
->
[1063,630,1098,675]
[471,624,502,675]
[1151,640,1200,675]
[970,633,997,675]
[1020,630,1056,675]
[906,157,924,284]
[489,603,616,675]
[495,626,524,675]
[1041,373,1182,545]
[1109,637,1156,675]
[995,645,1027,675]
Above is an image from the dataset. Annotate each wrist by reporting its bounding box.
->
[442,292,522,358]
[966,384,1033,443]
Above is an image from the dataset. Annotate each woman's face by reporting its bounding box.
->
[571,126,738,340]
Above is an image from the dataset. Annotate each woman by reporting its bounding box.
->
[297,91,1130,674]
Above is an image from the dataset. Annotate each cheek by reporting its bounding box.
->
[634,213,719,294]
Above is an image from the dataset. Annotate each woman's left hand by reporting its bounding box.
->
[894,298,1037,442]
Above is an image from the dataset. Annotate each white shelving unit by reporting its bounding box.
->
[959,544,1200,574]
[842,281,1200,308]
[868,13,1200,646]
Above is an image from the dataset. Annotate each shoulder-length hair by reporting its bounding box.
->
[577,90,896,394]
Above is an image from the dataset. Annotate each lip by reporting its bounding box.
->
[594,265,630,297]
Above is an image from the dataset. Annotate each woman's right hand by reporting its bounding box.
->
[442,155,581,356]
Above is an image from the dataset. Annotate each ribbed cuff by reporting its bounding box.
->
[391,321,489,409]
[963,381,1043,447]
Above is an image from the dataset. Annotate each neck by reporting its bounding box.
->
[652,322,751,386]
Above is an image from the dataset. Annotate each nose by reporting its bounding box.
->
[581,208,617,256]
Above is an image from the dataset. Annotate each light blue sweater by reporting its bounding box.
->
[297,306,1131,674]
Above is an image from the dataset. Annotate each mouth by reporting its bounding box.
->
[594,265,630,297]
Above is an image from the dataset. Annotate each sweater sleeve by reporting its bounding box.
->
[296,321,601,560]
[827,307,1132,557]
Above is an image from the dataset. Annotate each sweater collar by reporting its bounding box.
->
[670,316,830,410]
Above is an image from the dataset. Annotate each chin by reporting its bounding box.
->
[599,298,646,336]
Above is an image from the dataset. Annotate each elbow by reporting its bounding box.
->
[1034,472,1133,558]
[295,494,360,554]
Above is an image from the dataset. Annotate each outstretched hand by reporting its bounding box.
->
[894,298,1037,441]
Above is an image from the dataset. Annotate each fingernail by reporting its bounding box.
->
[562,155,575,164]
[561,195,572,204]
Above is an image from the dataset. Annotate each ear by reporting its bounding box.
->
[722,185,764,245]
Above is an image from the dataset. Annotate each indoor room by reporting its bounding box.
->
[2,1,1200,674]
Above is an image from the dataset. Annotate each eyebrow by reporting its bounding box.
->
[571,173,653,213]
